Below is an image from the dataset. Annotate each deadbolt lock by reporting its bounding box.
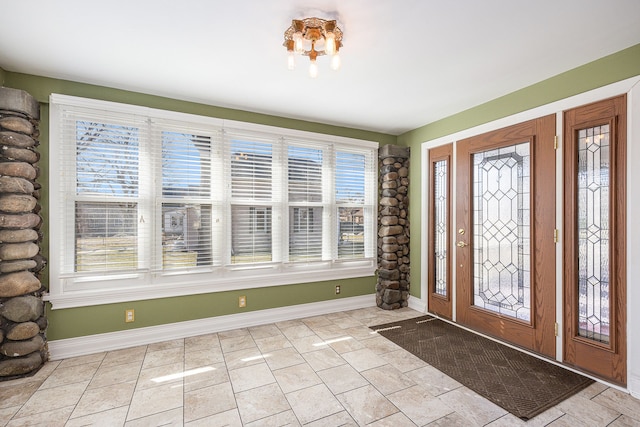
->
[458,228,465,235]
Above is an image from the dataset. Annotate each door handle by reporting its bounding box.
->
[457,241,469,247]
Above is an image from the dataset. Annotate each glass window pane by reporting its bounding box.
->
[162,203,212,269]
[76,121,139,196]
[162,132,211,198]
[231,139,272,200]
[472,142,531,321]
[75,201,138,272]
[290,207,323,261]
[231,206,272,263]
[288,146,322,202]
[577,124,610,344]
[434,160,448,296]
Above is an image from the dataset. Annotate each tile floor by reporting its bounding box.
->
[1,307,639,426]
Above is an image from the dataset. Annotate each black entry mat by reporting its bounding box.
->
[371,315,593,420]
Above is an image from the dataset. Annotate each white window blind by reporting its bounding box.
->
[49,94,378,308]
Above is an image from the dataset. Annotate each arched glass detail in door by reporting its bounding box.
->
[472,142,531,322]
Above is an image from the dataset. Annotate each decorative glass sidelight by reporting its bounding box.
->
[434,160,448,296]
[577,124,610,344]
[472,142,531,321]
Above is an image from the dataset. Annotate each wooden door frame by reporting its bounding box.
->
[562,95,627,385]
[455,115,556,358]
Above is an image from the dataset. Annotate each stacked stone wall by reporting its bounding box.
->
[376,145,410,309]
[0,87,47,379]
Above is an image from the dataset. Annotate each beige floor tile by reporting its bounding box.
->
[557,393,621,425]
[437,387,508,425]
[274,363,322,394]
[264,347,306,371]
[185,408,242,427]
[135,361,184,391]
[313,324,350,340]
[70,380,136,419]
[220,334,258,354]
[248,323,282,340]
[341,348,387,372]
[424,411,476,426]
[485,408,566,427]
[592,387,640,421]
[183,362,230,393]
[56,352,106,369]
[126,407,184,426]
[147,338,184,352]
[228,362,275,393]
[0,406,20,426]
[404,364,462,396]
[224,347,268,371]
[280,324,315,340]
[236,383,291,424]
[289,334,328,354]
[302,347,346,371]
[368,411,418,426]
[126,382,183,421]
[88,360,142,390]
[329,336,366,354]
[6,405,73,427]
[141,347,184,369]
[608,414,640,427]
[275,319,304,330]
[218,328,250,339]
[379,349,428,373]
[337,384,399,425]
[14,381,88,419]
[387,385,454,425]
[185,333,219,352]
[317,364,369,395]
[341,325,380,341]
[38,361,101,390]
[184,381,236,422]
[190,352,227,374]
[101,345,147,368]
[286,383,344,425]
[577,381,609,399]
[304,410,357,426]
[546,413,585,426]
[362,364,416,395]
[301,315,334,329]
[0,381,41,409]
[65,405,128,426]
[361,335,402,354]
[245,409,301,426]
[333,316,364,330]
[254,334,294,353]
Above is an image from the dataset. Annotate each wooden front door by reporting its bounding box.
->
[455,115,556,358]
[562,95,627,385]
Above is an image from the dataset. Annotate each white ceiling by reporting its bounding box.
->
[1,1,639,135]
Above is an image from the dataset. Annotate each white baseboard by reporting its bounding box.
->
[408,296,426,313]
[47,295,376,360]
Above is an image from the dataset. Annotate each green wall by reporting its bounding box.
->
[398,43,640,299]
[3,73,394,341]
[4,42,640,340]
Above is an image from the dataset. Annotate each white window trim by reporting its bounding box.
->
[48,94,378,309]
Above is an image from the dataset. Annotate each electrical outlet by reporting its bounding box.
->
[125,309,135,323]
[238,295,247,308]
[335,285,341,294]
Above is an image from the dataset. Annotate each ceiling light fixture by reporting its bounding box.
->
[283,17,343,78]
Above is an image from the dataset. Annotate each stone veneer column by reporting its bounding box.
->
[376,144,410,309]
[0,87,47,379]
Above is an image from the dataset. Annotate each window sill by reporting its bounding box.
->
[45,261,376,309]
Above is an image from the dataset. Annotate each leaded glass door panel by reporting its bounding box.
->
[428,143,452,319]
[563,96,626,386]
[456,115,556,358]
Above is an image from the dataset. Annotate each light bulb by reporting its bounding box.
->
[287,52,295,70]
[325,32,336,55]
[331,53,341,71]
[293,32,304,53]
[309,59,318,78]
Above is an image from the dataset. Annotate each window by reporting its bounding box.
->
[48,95,378,308]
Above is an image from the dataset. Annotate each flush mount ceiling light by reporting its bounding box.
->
[283,17,343,78]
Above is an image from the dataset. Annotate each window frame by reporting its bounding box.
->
[48,94,378,309]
